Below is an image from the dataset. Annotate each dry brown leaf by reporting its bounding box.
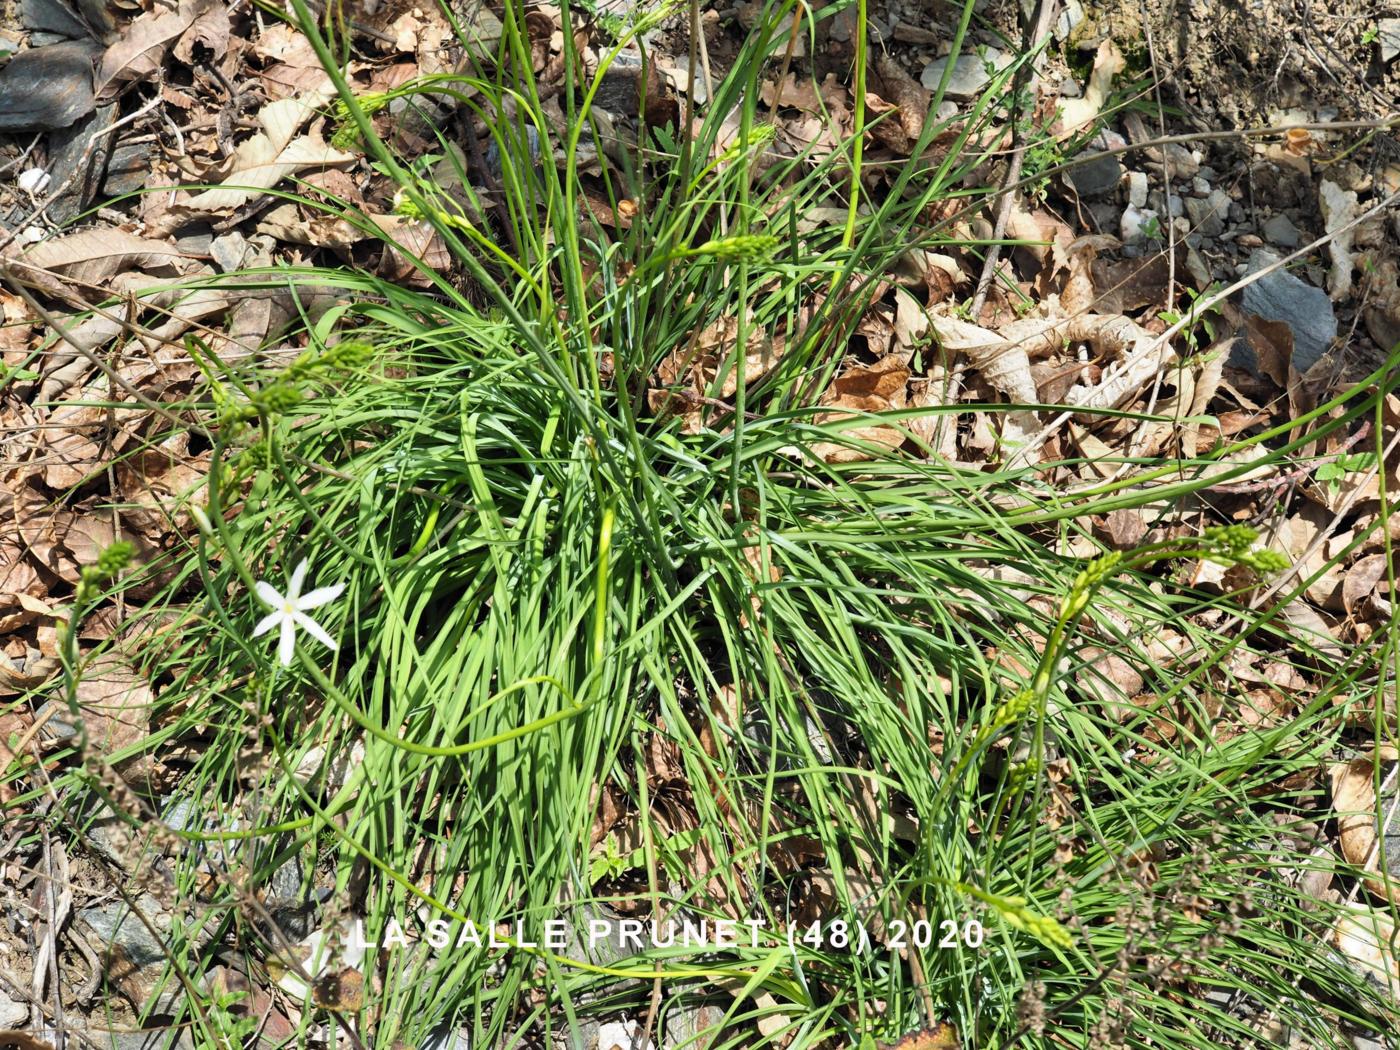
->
[1342,554,1390,618]
[907,369,960,461]
[873,53,930,140]
[1333,903,1400,1000]
[1331,748,1400,905]
[257,203,369,250]
[809,357,910,463]
[1092,509,1147,550]
[1244,314,1294,390]
[172,3,231,66]
[40,401,109,489]
[650,314,784,425]
[182,89,355,211]
[74,653,154,760]
[1318,179,1359,302]
[759,73,843,114]
[1054,40,1124,140]
[96,0,212,101]
[370,215,453,286]
[926,313,1040,457]
[20,229,195,286]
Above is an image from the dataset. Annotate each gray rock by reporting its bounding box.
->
[1152,142,1199,179]
[1190,176,1211,197]
[0,40,98,131]
[102,140,152,197]
[1127,170,1148,208]
[920,47,1010,99]
[93,1029,194,1050]
[0,988,28,1027]
[21,0,89,37]
[1054,0,1085,40]
[1065,152,1122,198]
[1263,213,1300,248]
[80,895,175,968]
[1237,249,1338,374]
[1185,189,1229,237]
[1120,205,1159,243]
[421,1027,472,1050]
[1378,19,1400,64]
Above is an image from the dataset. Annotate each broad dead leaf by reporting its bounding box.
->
[809,356,910,463]
[74,653,154,761]
[96,0,213,101]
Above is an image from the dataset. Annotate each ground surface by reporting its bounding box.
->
[2,1,1400,1049]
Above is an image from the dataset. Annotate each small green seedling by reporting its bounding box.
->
[1315,451,1378,499]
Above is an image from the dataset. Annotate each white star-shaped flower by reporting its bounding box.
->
[251,559,345,667]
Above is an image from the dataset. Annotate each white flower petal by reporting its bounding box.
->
[255,581,285,608]
[295,583,345,611]
[279,617,296,667]
[288,559,310,600]
[252,611,283,638]
[293,611,337,652]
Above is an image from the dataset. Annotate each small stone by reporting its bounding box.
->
[1237,233,1264,249]
[1197,165,1218,182]
[18,167,50,193]
[920,46,1010,99]
[1237,249,1338,374]
[1377,19,1400,64]
[0,40,98,132]
[1185,189,1229,237]
[1065,152,1122,198]
[1191,176,1210,197]
[1262,213,1300,248]
[1167,194,1185,218]
[1057,74,1081,98]
[21,0,89,37]
[0,988,27,1027]
[1120,205,1159,243]
[1093,128,1128,151]
[420,1028,472,1050]
[1054,0,1085,40]
[1154,142,1199,179]
[1127,170,1148,208]
[597,1021,656,1050]
[891,23,939,45]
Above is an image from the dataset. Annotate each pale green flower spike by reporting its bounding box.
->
[252,559,345,667]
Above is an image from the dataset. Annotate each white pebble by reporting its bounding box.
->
[1127,171,1148,208]
[18,167,50,194]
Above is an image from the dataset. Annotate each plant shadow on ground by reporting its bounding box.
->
[8,0,1400,1048]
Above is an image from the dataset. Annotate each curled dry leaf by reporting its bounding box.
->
[1329,746,1398,902]
[20,228,196,286]
[370,215,454,286]
[1332,902,1400,1001]
[95,0,213,101]
[1318,179,1359,302]
[172,3,231,66]
[183,89,356,212]
[926,313,1039,457]
[1053,40,1124,140]
[809,356,910,464]
[1342,554,1390,619]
